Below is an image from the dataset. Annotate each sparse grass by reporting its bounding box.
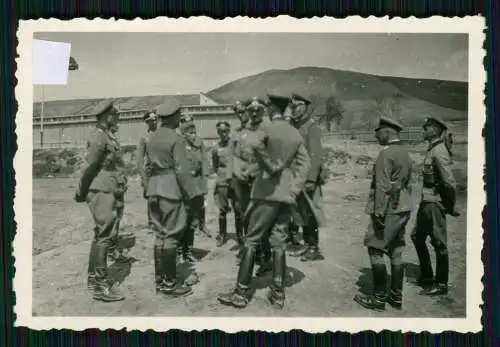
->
[32,136,467,317]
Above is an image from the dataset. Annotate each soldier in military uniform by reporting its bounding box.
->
[217,97,311,309]
[227,100,253,249]
[136,111,158,233]
[145,103,197,297]
[411,116,459,296]
[353,117,414,311]
[288,93,326,261]
[212,121,237,247]
[177,114,210,263]
[106,123,129,261]
[74,100,126,302]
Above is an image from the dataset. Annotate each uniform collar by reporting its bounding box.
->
[428,138,443,150]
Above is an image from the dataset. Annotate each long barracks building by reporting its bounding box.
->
[32,93,239,149]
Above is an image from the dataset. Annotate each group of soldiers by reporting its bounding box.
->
[74,92,459,312]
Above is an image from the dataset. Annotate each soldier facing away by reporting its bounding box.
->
[74,100,126,302]
[177,114,210,264]
[136,111,158,233]
[145,102,197,297]
[411,116,459,296]
[217,97,311,309]
[353,117,414,311]
[212,121,237,247]
[288,93,326,262]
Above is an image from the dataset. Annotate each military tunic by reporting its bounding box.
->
[181,135,209,250]
[363,141,414,252]
[245,119,311,250]
[212,140,236,213]
[411,139,457,285]
[76,124,124,289]
[145,126,196,249]
[293,117,326,250]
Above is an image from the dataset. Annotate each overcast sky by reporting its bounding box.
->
[33,32,468,102]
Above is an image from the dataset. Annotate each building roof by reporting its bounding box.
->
[33,94,200,118]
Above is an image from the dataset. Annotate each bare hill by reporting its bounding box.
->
[207,67,468,127]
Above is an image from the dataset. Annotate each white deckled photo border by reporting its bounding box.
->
[14,16,486,333]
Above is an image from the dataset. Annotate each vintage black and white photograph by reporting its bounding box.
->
[14,17,485,332]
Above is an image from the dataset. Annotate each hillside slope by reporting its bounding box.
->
[207,67,468,127]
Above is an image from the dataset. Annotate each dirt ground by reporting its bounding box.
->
[32,138,467,317]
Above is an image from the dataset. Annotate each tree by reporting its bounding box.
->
[324,95,344,131]
[374,92,403,122]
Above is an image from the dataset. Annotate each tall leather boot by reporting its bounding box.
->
[154,238,164,293]
[183,227,197,263]
[354,262,387,311]
[421,249,449,296]
[287,223,300,246]
[218,246,256,308]
[387,264,404,309]
[256,238,272,277]
[159,247,193,297]
[216,214,227,247]
[300,226,324,262]
[92,244,125,302]
[87,238,98,290]
[235,215,245,246]
[290,225,309,257]
[412,238,435,287]
[267,248,286,309]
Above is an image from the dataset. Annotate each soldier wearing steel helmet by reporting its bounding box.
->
[411,116,459,297]
[74,99,126,302]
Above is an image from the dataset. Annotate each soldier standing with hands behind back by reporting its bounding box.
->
[217,97,310,310]
[74,99,125,302]
[354,117,414,311]
[411,116,459,296]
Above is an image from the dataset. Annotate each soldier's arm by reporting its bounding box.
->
[252,132,284,175]
[200,140,210,177]
[173,138,195,201]
[225,136,236,179]
[211,147,219,174]
[290,143,311,197]
[306,123,324,183]
[136,135,147,183]
[77,131,106,198]
[433,145,458,210]
[373,149,393,217]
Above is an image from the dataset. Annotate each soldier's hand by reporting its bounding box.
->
[305,181,316,196]
[448,209,461,217]
[373,214,386,229]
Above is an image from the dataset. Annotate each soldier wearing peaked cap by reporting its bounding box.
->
[411,116,459,297]
[226,100,255,253]
[145,103,198,297]
[217,96,310,310]
[288,92,327,262]
[266,94,301,247]
[354,117,414,312]
[176,114,210,265]
[212,120,237,247]
[74,99,126,302]
[136,110,158,233]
